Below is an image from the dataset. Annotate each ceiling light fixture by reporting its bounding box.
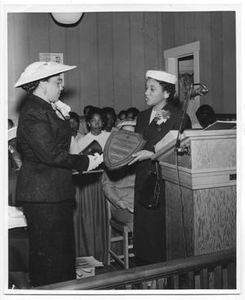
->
[51,13,84,25]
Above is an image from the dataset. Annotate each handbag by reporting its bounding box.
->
[139,161,162,210]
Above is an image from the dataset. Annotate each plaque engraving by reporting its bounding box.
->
[103,129,146,170]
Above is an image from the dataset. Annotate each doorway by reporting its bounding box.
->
[164,41,200,126]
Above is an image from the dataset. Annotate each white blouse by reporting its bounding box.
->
[69,132,85,155]
[149,109,157,124]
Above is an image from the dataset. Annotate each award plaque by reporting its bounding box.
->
[103,129,146,170]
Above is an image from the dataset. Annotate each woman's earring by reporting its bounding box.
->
[164,91,170,99]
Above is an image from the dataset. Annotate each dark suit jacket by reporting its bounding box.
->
[16,94,89,204]
[136,103,191,151]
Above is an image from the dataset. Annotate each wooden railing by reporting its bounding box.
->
[37,248,236,290]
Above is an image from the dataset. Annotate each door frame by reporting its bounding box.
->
[164,41,200,126]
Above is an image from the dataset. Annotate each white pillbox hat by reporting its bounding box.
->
[146,70,177,85]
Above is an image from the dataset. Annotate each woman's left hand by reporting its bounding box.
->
[128,150,154,165]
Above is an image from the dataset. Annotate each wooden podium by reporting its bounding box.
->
[153,129,236,261]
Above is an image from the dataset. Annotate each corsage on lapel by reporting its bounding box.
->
[153,109,171,132]
[51,100,71,121]
[154,109,171,124]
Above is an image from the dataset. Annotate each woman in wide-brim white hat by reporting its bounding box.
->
[14,61,102,287]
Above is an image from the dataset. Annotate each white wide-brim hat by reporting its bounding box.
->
[116,120,136,129]
[14,61,77,88]
[146,70,177,85]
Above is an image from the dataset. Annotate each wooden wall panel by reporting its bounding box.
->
[14,14,30,67]
[222,12,236,113]
[161,13,175,52]
[8,11,236,121]
[78,13,99,108]
[97,13,114,109]
[129,12,145,111]
[7,13,17,121]
[144,12,160,70]
[65,25,81,113]
[184,12,196,43]
[49,14,81,110]
[210,12,224,112]
[174,12,186,46]
[112,12,131,113]
[156,14,163,73]
[8,13,30,123]
[49,15,66,54]
[28,13,50,62]
[199,13,213,108]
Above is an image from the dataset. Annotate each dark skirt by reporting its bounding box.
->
[22,200,76,287]
[9,227,29,272]
[73,173,108,264]
[133,160,166,263]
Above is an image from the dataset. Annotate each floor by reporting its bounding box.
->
[95,257,137,275]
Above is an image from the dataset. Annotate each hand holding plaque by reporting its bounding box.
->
[103,129,146,170]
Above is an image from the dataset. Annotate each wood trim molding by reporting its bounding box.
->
[164,41,200,58]
[160,162,236,189]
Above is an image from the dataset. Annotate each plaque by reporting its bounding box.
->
[103,129,146,170]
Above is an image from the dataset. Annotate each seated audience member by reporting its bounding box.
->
[118,110,127,121]
[8,119,22,209]
[69,111,85,154]
[115,110,127,126]
[79,105,93,136]
[8,119,22,170]
[102,120,137,232]
[115,109,127,126]
[79,107,111,152]
[73,107,110,264]
[195,104,217,128]
[102,107,117,132]
[126,107,139,121]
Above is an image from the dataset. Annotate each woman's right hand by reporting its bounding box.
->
[128,150,154,165]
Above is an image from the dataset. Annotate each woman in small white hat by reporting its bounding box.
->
[129,70,191,265]
[14,61,102,287]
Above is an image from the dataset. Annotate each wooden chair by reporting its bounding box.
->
[107,214,134,270]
